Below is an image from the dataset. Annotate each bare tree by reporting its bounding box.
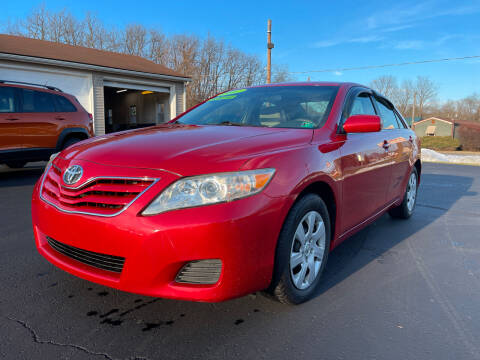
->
[415,76,438,119]
[82,12,107,49]
[6,5,275,107]
[271,64,294,83]
[149,29,169,65]
[123,24,148,56]
[370,75,398,98]
[393,79,415,117]
[22,4,49,40]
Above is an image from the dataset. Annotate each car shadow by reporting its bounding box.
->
[315,172,477,299]
[0,163,46,188]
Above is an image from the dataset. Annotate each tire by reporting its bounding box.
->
[62,137,82,150]
[5,161,27,169]
[389,167,418,219]
[267,194,331,305]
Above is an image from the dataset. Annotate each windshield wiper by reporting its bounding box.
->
[217,121,244,126]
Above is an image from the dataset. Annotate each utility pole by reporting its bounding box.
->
[411,92,416,127]
[266,19,274,84]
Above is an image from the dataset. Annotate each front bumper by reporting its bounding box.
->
[32,171,287,302]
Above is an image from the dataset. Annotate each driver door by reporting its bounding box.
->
[339,90,392,235]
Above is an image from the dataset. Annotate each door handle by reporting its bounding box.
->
[55,116,66,120]
[5,117,19,121]
[382,140,390,150]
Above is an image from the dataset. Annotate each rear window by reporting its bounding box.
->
[22,89,56,113]
[0,87,17,113]
[54,95,76,112]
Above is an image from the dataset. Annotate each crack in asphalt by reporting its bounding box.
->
[5,317,149,360]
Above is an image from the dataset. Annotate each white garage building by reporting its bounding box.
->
[0,34,190,135]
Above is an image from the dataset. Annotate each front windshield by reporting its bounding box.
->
[177,85,339,129]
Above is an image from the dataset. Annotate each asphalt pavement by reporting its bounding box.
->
[0,162,479,360]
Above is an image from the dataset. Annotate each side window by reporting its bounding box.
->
[375,98,400,130]
[349,93,376,116]
[22,89,56,112]
[22,89,35,112]
[394,111,407,129]
[55,95,76,112]
[0,87,18,113]
[30,90,56,112]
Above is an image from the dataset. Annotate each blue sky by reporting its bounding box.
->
[2,0,479,101]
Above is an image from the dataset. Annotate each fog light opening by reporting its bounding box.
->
[175,259,222,284]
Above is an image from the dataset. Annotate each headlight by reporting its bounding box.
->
[46,152,60,168]
[142,168,275,215]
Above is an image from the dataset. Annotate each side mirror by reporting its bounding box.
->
[343,115,381,133]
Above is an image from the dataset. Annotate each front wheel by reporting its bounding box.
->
[389,167,418,219]
[268,194,331,304]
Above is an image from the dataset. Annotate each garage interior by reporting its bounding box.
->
[104,85,170,133]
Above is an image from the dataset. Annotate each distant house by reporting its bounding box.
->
[413,117,453,137]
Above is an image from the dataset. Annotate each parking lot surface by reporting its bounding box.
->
[1,162,479,360]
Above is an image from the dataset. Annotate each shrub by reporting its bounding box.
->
[456,127,480,151]
[420,136,461,151]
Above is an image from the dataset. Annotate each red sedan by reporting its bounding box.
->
[31,82,421,304]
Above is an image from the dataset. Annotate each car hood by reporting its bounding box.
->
[61,124,313,176]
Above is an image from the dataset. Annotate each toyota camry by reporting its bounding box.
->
[32,82,421,304]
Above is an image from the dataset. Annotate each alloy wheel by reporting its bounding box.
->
[406,172,417,212]
[290,211,326,290]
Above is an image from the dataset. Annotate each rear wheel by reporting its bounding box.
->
[5,161,27,169]
[389,167,418,219]
[268,194,331,304]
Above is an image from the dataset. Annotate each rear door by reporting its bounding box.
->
[19,89,59,149]
[0,86,23,150]
[339,89,392,234]
[373,96,413,202]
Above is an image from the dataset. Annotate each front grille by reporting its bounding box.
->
[46,236,125,273]
[41,165,155,216]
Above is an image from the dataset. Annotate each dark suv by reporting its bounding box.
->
[0,80,94,168]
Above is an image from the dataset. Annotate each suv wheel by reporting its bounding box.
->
[5,161,27,169]
[268,194,331,304]
[62,137,83,149]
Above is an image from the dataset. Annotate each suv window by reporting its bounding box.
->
[55,95,76,112]
[22,89,56,113]
[0,87,18,113]
[375,98,400,130]
[349,93,376,116]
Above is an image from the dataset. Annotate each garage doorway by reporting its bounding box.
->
[104,85,170,133]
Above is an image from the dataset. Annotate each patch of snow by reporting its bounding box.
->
[421,148,480,165]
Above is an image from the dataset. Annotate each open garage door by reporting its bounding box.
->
[103,82,170,133]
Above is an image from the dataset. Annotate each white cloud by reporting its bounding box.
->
[333,71,343,76]
[366,2,480,31]
[394,40,424,50]
[313,35,383,48]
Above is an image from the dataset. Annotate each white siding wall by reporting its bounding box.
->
[0,61,93,114]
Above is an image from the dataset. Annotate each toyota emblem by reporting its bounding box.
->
[63,165,83,185]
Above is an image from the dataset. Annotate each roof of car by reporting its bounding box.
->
[0,34,188,79]
[248,81,366,88]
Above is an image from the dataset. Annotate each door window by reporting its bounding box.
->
[0,87,18,113]
[349,93,376,116]
[375,98,400,130]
